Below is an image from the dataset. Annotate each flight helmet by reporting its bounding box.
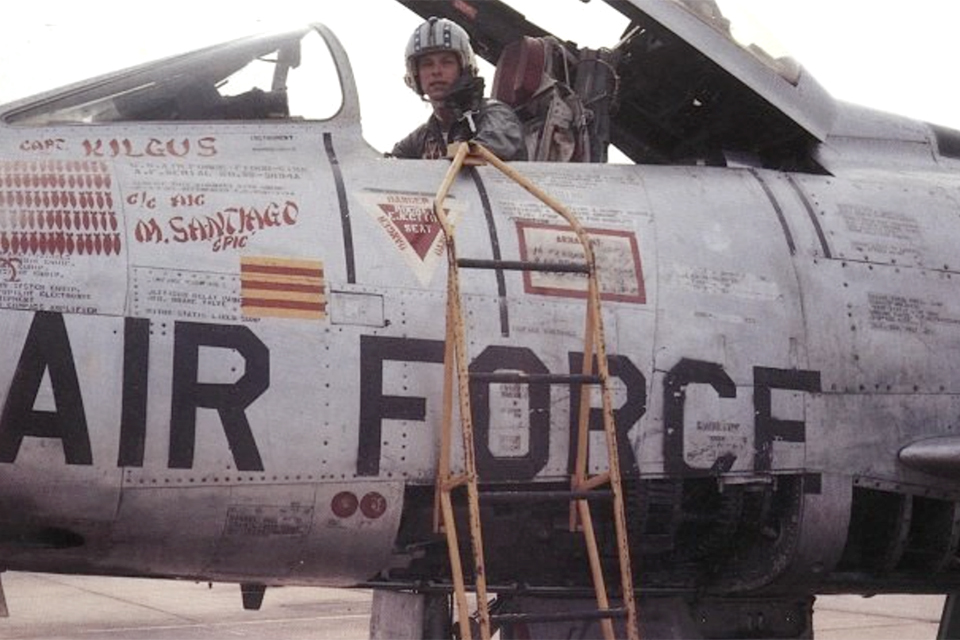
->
[404,17,479,96]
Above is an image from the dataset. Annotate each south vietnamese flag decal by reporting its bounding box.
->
[240,256,326,320]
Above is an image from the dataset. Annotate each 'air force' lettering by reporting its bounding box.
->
[361,338,821,479]
[0,311,93,465]
[357,335,648,480]
[0,313,822,478]
[0,312,269,470]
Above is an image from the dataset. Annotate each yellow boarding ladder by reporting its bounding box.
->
[432,141,640,640]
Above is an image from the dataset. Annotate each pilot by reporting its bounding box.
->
[391,17,526,161]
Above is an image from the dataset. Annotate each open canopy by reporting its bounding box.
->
[398,0,837,167]
[1,0,840,170]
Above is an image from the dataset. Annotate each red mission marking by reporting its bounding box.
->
[240,280,321,294]
[0,160,119,256]
[240,264,324,278]
[240,298,326,312]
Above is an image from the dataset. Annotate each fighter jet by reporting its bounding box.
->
[1,0,959,638]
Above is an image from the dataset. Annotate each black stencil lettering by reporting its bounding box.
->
[663,358,736,475]
[567,353,646,475]
[472,346,551,481]
[169,322,269,471]
[358,335,444,476]
[0,312,92,465]
[118,317,150,467]
[753,366,821,471]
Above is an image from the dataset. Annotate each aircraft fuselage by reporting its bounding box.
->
[0,116,957,601]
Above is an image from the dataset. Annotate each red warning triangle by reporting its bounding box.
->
[378,203,446,260]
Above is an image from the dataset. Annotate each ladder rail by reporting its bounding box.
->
[571,278,599,530]
[435,289,455,533]
[578,497,616,640]
[440,490,473,640]
[432,141,640,640]
[433,142,491,640]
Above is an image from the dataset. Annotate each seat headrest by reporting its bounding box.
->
[491,36,547,107]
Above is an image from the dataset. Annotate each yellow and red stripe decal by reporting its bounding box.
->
[240,256,326,320]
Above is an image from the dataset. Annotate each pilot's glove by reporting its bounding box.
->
[445,75,485,136]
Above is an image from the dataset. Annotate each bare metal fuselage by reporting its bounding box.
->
[0,11,960,621]
[0,113,958,598]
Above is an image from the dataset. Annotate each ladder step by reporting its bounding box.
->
[491,608,628,625]
[470,372,601,385]
[441,474,471,491]
[457,258,590,274]
[479,490,613,503]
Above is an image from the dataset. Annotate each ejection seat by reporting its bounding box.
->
[491,36,589,163]
[491,36,616,163]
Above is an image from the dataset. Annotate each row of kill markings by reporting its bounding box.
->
[0,209,118,231]
[0,231,122,256]
[0,190,114,210]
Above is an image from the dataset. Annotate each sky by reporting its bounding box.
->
[0,1,958,154]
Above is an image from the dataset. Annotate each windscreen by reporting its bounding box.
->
[4,27,343,125]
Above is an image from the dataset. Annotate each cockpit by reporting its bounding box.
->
[0,0,839,173]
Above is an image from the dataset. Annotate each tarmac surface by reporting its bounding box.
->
[0,571,947,639]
